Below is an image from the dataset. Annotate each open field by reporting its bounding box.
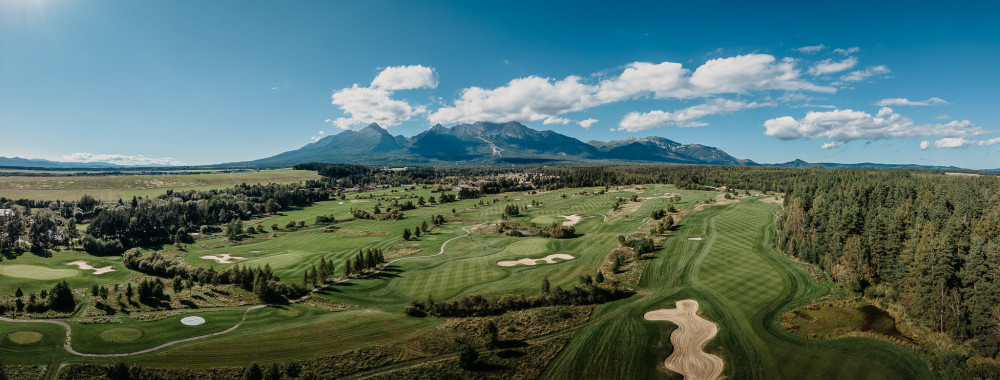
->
[0,181,935,379]
[0,169,319,201]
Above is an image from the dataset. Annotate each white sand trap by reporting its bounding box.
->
[66,260,116,275]
[200,254,247,264]
[338,202,345,204]
[180,316,205,326]
[558,214,583,227]
[688,238,703,241]
[497,254,575,267]
[644,300,723,380]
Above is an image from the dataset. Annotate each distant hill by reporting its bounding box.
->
[0,157,123,169]
[242,121,759,167]
[771,159,968,171]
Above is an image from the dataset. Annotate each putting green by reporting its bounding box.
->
[7,331,43,345]
[0,264,78,280]
[100,327,143,343]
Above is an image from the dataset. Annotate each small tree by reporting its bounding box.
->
[242,363,263,380]
[595,271,605,283]
[402,228,411,241]
[47,281,75,311]
[264,363,281,380]
[14,286,22,298]
[283,361,302,378]
[172,276,184,293]
[541,277,550,293]
[271,223,279,231]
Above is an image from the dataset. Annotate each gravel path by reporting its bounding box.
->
[0,305,264,357]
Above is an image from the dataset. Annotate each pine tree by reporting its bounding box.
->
[344,259,352,277]
[541,277,550,293]
[402,228,411,240]
[14,286,22,298]
[242,362,263,380]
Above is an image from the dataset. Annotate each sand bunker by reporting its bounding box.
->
[66,261,116,275]
[644,300,723,380]
[558,214,583,227]
[497,254,574,267]
[200,254,246,264]
[338,202,345,204]
[688,238,703,241]
[180,316,205,326]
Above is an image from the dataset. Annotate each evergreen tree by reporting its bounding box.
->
[243,362,263,380]
[264,363,281,380]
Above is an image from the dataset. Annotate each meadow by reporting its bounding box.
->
[0,169,319,201]
[0,178,936,379]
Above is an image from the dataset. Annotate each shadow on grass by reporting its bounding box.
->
[496,349,526,359]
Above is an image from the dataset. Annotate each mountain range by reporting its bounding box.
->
[243,121,757,167]
[0,122,979,171]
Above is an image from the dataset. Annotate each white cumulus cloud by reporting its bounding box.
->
[618,99,773,132]
[836,65,890,84]
[578,118,598,129]
[689,55,834,94]
[924,136,1000,149]
[794,44,826,54]
[371,65,438,90]
[429,54,833,126]
[808,57,858,76]
[833,47,861,55]
[763,107,982,146]
[63,153,181,166]
[542,116,572,125]
[874,97,948,106]
[328,65,436,130]
[820,142,843,149]
[329,85,424,130]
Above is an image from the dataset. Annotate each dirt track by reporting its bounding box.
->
[644,299,723,380]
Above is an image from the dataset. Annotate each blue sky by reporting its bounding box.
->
[2,0,999,168]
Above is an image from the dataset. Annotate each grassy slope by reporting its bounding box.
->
[542,200,932,380]
[0,169,319,201]
[0,185,932,379]
[0,252,132,294]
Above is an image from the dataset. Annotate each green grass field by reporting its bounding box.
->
[0,182,936,379]
[0,169,319,201]
[542,200,931,379]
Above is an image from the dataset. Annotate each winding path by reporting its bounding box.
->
[0,226,472,358]
[0,305,264,358]
[644,299,723,380]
